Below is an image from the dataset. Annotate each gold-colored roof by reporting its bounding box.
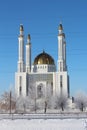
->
[27,34,31,40]
[27,34,31,45]
[34,51,55,65]
[20,25,24,31]
[59,24,63,30]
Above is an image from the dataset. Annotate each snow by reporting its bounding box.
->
[0,118,86,130]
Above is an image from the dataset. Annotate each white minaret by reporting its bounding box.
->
[26,34,31,73]
[18,25,24,72]
[58,23,67,72]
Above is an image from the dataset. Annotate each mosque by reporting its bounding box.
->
[15,23,70,99]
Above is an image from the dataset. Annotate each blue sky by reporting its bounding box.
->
[0,0,87,96]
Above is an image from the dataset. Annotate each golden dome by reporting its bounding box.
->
[34,51,55,65]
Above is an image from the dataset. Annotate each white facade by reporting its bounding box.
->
[15,23,70,98]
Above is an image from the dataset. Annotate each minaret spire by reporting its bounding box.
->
[26,34,31,73]
[20,24,24,35]
[57,23,67,72]
[18,24,24,72]
[27,34,31,43]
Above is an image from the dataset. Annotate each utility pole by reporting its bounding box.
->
[10,91,12,114]
[44,101,47,114]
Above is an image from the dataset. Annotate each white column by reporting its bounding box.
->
[18,25,24,72]
[57,24,69,98]
[57,24,66,72]
[63,41,67,71]
[58,36,63,60]
[26,34,31,73]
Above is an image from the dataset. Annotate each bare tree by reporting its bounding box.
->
[16,96,28,113]
[29,83,52,113]
[16,84,42,113]
[0,91,16,113]
[75,91,87,112]
[50,96,57,109]
[28,84,38,113]
[44,101,47,113]
[42,83,54,113]
[55,94,68,111]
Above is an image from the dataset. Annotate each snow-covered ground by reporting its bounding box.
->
[0,118,87,130]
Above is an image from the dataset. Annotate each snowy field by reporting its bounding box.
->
[0,118,87,130]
